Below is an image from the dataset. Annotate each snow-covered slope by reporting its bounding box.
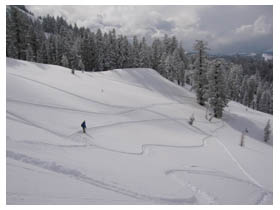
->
[6,58,273,204]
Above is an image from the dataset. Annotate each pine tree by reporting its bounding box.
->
[108,29,118,69]
[26,44,34,61]
[164,55,174,81]
[151,38,163,71]
[69,39,80,70]
[61,54,69,68]
[264,120,271,142]
[55,36,64,65]
[242,91,249,107]
[122,36,131,68]
[247,75,257,108]
[172,48,185,85]
[78,58,85,72]
[169,36,178,54]
[139,37,151,68]
[37,41,48,64]
[260,90,272,113]
[8,6,29,59]
[207,60,228,118]
[226,64,243,101]
[256,82,264,110]
[158,52,166,77]
[177,44,187,86]
[103,32,112,70]
[47,35,57,64]
[95,29,104,71]
[132,36,140,67]
[6,10,18,58]
[240,76,249,105]
[193,40,209,106]
[80,33,91,70]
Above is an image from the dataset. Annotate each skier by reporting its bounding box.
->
[81,120,87,133]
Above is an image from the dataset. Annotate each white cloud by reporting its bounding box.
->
[26,5,272,54]
[235,16,272,36]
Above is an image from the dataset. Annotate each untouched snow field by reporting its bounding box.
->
[6,58,273,204]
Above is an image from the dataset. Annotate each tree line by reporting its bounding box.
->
[6,5,273,116]
[189,40,272,117]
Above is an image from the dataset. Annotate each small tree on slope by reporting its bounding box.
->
[188,113,195,125]
[264,120,271,142]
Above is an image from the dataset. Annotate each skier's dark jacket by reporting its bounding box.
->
[81,121,86,128]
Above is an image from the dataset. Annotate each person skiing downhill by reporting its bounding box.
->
[81,120,87,133]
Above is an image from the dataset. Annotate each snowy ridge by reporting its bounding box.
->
[6,58,272,204]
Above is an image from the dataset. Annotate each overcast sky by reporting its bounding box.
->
[26,5,273,54]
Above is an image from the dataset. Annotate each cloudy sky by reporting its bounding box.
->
[26,5,273,54]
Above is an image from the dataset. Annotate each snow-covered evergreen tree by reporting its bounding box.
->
[61,54,69,68]
[132,36,140,67]
[164,54,174,81]
[247,75,258,108]
[193,40,209,106]
[37,41,48,64]
[172,48,184,85]
[158,52,167,77]
[259,90,272,113]
[177,44,187,86]
[95,29,104,71]
[26,44,34,61]
[151,38,163,71]
[47,35,57,64]
[78,58,85,72]
[139,37,151,68]
[207,60,228,118]
[226,64,243,101]
[264,120,271,142]
[69,39,81,70]
[108,29,118,69]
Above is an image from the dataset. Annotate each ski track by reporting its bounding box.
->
[7,150,197,204]
[255,191,273,205]
[7,111,65,138]
[73,134,211,155]
[210,121,264,189]
[214,136,263,188]
[7,133,210,157]
[196,118,265,190]
[165,168,272,205]
[168,173,217,204]
[166,168,262,189]
[7,108,206,142]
